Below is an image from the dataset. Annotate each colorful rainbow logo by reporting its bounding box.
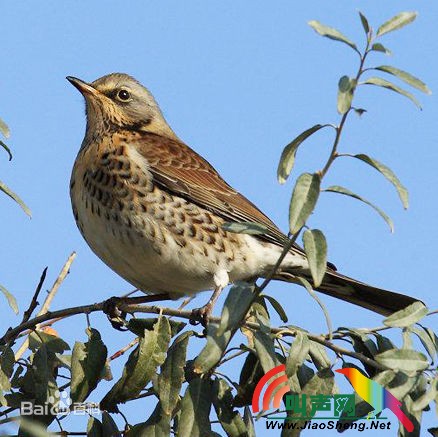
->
[252,364,290,413]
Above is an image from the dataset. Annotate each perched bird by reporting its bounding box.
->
[336,368,414,432]
[67,73,418,320]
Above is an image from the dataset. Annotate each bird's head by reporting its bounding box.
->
[67,73,176,139]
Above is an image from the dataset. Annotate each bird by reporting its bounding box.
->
[67,72,419,322]
[336,367,414,432]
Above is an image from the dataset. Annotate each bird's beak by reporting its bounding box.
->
[66,76,100,97]
[335,368,347,375]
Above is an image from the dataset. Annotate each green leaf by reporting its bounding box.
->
[375,65,431,94]
[362,77,421,109]
[0,140,12,161]
[262,294,288,323]
[212,378,247,437]
[324,185,394,232]
[412,377,438,412]
[411,325,437,363]
[303,229,327,288]
[218,282,254,336]
[101,317,171,412]
[0,284,18,314]
[177,378,213,437]
[156,331,191,416]
[308,340,332,370]
[337,76,356,114]
[194,323,233,374]
[377,11,417,37]
[358,11,370,35]
[289,172,321,234]
[277,124,328,184]
[296,277,332,338]
[308,20,358,52]
[222,221,268,236]
[346,153,409,209]
[286,331,309,377]
[254,330,280,373]
[234,352,264,407]
[0,180,31,217]
[17,417,55,437]
[87,416,103,437]
[371,43,392,55]
[0,117,10,139]
[383,301,428,328]
[374,349,429,372]
[102,412,121,437]
[28,331,70,354]
[243,407,256,437]
[70,328,108,403]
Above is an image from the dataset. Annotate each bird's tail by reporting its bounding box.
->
[276,269,419,316]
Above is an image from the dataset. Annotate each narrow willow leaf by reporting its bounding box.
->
[222,221,268,236]
[358,11,370,34]
[217,282,254,335]
[0,117,10,139]
[412,325,437,363]
[277,124,327,184]
[347,153,409,209]
[156,331,191,416]
[212,378,247,437]
[377,11,417,37]
[374,349,429,372]
[254,330,280,373]
[17,417,55,437]
[0,284,18,314]
[362,77,421,108]
[262,295,288,323]
[28,331,70,353]
[383,301,428,328]
[194,324,232,374]
[102,412,121,437]
[289,173,321,234]
[0,140,12,161]
[87,417,103,437]
[371,43,392,55]
[303,229,327,288]
[337,76,356,114]
[70,328,108,403]
[412,378,438,412]
[234,352,264,407]
[308,20,358,52]
[101,318,171,412]
[375,65,431,94]
[178,378,213,437]
[286,331,310,377]
[324,185,394,232]
[297,277,333,338]
[243,407,256,437]
[0,180,31,217]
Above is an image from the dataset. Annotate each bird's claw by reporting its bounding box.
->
[103,296,128,331]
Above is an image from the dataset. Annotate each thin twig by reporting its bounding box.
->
[21,267,48,324]
[37,252,77,319]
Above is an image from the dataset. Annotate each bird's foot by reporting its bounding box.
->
[102,296,128,331]
[190,302,214,330]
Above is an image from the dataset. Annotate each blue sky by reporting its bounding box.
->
[1,1,437,435]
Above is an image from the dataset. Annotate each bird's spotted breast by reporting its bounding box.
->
[70,135,259,294]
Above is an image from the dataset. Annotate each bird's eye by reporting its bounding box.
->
[116,89,131,102]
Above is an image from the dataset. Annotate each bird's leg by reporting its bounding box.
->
[191,287,223,328]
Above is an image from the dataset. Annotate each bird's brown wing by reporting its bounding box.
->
[134,131,296,249]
